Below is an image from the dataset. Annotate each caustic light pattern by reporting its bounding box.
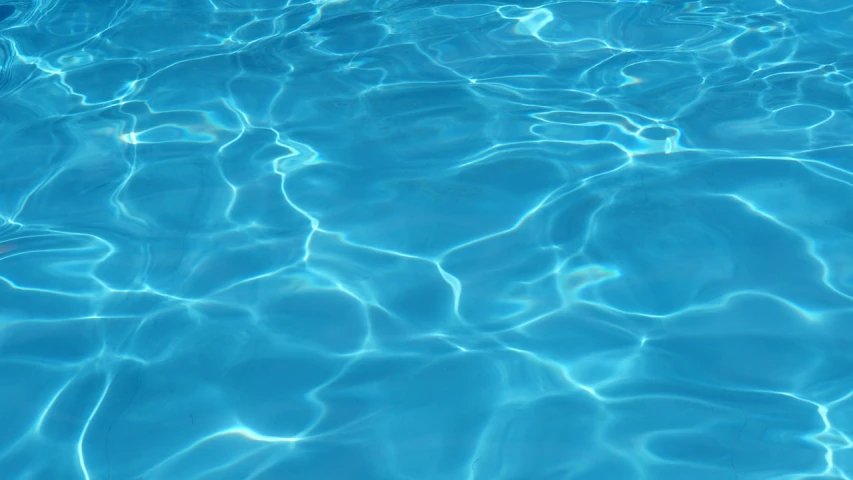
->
[1,1,853,479]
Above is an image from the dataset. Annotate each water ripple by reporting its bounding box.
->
[2,0,853,479]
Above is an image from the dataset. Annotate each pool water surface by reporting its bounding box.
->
[1,1,853,479]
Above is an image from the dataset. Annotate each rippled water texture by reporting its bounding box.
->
[2,0,853,479]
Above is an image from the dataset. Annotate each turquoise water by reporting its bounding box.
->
[2,0,853,478]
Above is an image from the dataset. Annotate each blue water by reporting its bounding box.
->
[2,0,853,479]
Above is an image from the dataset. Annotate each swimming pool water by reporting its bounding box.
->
[2,0,853,478]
